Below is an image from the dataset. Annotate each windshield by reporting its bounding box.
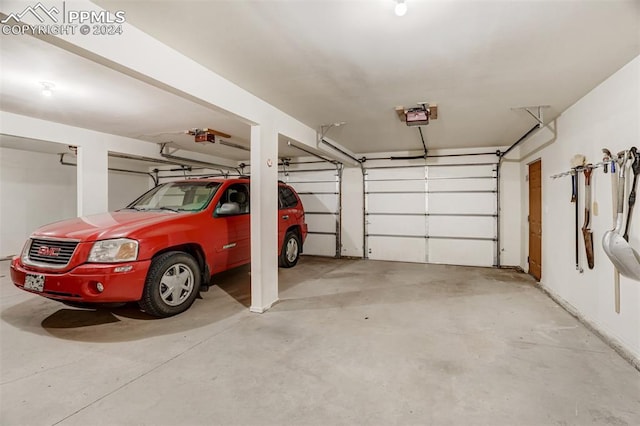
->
[126,181,221,212]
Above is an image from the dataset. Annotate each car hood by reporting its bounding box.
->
[31,211,185,241]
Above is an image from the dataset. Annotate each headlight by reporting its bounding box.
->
[88,238,138,263]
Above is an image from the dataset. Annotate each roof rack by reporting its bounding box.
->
[184,173,229,179]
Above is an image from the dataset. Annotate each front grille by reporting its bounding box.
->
[28,238,79,267]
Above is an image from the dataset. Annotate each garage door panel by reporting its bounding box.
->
[428,239,494,266]
[286,181,337,193]
[367,193,426,214]
[298,193,338,213]
[302,234,336,257]
[280,171,337,182]
[306,213,338,234]
[429,193,495,215]
[366,167,425,181]
[364,162,498,267]
[367,179,425,192]
[280,168,339,258]
[429,216,495,239]
[367,236,426,263]
[429,164,495,178]
[428,178,496,192]
[367,214,426,236]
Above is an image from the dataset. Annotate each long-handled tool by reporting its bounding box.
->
[602,150,640,281]
[603,148,620,313]
[602,149,610,174]
[623,147,640,241]
[571,170,582,272]
[571,155,586,272]
[582,165,594,269]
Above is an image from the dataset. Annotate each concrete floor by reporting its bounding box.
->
[1,257,639,426]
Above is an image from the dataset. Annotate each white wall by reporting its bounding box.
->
[341,166,364,257]
[499,160,523,267]
[0,147,76,258]
[0,148,154,258]
[519,56,640,361]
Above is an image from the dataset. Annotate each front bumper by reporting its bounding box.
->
[10,257,151,303]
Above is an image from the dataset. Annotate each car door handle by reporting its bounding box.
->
[282,215,289,220]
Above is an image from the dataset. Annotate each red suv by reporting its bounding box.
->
[10,178,307,317]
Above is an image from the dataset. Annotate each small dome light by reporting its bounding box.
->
[40,82,55,97]
[395,0,407,16]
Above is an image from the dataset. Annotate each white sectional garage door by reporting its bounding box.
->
[364,162,498,267]
[279,167,341,257]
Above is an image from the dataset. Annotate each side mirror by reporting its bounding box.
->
[217,202,240,216]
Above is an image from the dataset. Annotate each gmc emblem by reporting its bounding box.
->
[38,246,61,257]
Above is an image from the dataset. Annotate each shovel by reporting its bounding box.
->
[602,150,640,281]
[623,147,640,241]
[582,166,594,269]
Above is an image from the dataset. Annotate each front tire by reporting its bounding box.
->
[279,231,301,268]
[139,251,201,317]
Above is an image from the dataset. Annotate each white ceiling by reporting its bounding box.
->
[0,32,326,161]
[0,34,260,160]
[1,1,639,160]
[95,0,640,154]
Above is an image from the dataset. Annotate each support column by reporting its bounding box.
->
[250,123,279,313]
[77,142,108,216]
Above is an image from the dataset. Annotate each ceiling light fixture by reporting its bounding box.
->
[395,0,407,17]
[40,81,55,97]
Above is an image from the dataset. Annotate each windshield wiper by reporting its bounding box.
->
[157,206,180,213]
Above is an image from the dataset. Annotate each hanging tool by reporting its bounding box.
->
[592,166,599,217]
[602,149,611,173]
[571,169,581,271]
[602,150,640,281]
[571,155,586,272]
[603,148,620,313]
[623,147,640,241]
[582,165,595,269]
